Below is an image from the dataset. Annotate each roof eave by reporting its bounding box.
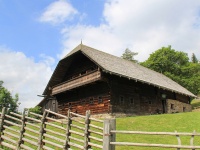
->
[102,69,196,98]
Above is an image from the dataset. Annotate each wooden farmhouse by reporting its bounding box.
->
[38,44,196,116]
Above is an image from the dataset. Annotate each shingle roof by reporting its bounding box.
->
[43,44,196,98]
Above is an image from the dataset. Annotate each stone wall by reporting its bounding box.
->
[166,99,192,113]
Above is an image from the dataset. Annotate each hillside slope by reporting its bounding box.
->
[116,112,200,150]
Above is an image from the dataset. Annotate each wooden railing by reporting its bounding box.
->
[52,70,101,95]
[0,107,104,150]
[103,119,200,150]
[1,108,200,150]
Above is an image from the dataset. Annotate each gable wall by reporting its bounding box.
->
[62,53,97,82]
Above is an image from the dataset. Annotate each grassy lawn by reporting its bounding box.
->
[115,112,200,150]
[191,99,200,109]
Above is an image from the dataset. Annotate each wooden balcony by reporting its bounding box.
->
[52,70,101,95]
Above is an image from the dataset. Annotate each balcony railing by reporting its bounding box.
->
[52,70,101,95]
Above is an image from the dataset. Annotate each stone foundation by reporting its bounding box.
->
[166,99,192,113]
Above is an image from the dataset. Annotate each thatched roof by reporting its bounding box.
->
[43,44,196,98]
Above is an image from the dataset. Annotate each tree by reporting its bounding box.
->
[121,48,138,63]
[141,46,200,95]
[191,53,198,63]
[28,106,42,119]
[29,106,42,114]
[141,45,189,74]
[0,81,19,112]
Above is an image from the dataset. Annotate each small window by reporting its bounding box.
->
[119,96,124,104]
[171,104,174,109]
[98,96,103,103]
[90,98,94,104]
[68,103,72,108]
[130,98,134,104]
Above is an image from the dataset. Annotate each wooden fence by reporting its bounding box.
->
[104,118,200,150]
[0,107,200,150]
[0,107,104,150]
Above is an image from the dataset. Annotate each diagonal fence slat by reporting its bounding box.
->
[0,107,104,150]
[20,144,35,150]
[43,133,65,143]
[1,134,18,144]
[0,108,103,150]
[1,141,16,149]
[3,130,20,139]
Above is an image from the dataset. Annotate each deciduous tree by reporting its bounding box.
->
[0,81,19,112]
[141,46,200,95]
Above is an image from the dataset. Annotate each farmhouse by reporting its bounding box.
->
[38,44,195,116]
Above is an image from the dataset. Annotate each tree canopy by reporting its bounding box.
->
[0,81,19,112]
[191,53,198,63]
[121,48,138,63]
[141,46,200,95]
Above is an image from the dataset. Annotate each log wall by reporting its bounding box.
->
[107,74,191,115]
[109,75,163,115]
[56,82,111,115]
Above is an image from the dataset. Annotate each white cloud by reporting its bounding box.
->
[0,46,53,111]
[60,25,123,58]
[59,0,200,62]
[39,0,77,25]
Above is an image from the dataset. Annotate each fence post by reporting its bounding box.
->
[17,108,26,150]
[64,109,71,150]
[37,110,47,150]
[84,110,90,150]
[103,118,116,150]
[0,107,6,144]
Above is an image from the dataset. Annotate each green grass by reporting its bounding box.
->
[191,99,200,109]
[115,112,200,150]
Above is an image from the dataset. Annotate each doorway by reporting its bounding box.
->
[162,100,166,113]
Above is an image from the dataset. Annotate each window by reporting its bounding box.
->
[90,98,94,104]
[98,96,103,103]
[119,96,124,104]
[68,102,72,108]
[130,98,134,105]
[171,104,174,109]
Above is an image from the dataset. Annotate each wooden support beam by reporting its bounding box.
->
[84,110,90,150]
[103,118,116,150]
[37,110,47,150]
[0,107,6,145]
[17,109,26,150]
[64,109,71,150]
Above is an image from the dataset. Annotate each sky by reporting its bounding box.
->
[0,0,200,111]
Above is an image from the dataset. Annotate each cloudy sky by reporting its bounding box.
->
[0,0,200,110]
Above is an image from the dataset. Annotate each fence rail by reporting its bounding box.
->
[103,118,200,150]
[0,107,103,150]
[0,107,200,150]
